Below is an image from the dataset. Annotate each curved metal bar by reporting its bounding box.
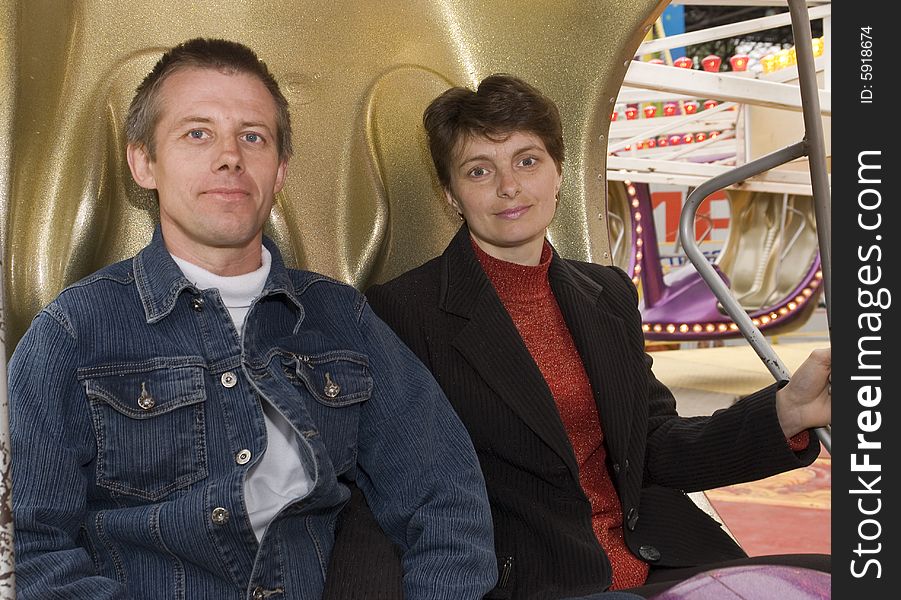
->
[789,0,831,329]
[679,142,831,453]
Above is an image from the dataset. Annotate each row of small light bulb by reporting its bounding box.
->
[640,279,821,337]
[619,130,723,152]
[611,98,721,122]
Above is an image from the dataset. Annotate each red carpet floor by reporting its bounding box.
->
[705,448,831,556]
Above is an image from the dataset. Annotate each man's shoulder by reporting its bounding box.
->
[285,267,365,310]
[50,257,136,307]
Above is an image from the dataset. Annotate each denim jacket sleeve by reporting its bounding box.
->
[352,302,497,599]
[8,308,128,599]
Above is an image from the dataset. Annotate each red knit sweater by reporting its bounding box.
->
[474,240,649,589]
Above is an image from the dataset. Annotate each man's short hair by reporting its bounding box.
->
[422,73,564,190]
[125,37,293,162]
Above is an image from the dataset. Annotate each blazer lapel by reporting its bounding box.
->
[438,227,579,477]
[547,255,641,467]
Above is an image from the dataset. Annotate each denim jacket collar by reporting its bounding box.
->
[134,225,303,323]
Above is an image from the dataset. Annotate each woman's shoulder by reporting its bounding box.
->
[561,257,634,289]
[365,256,442,315]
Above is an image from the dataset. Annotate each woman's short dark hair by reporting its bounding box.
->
[423,73,564,189]
[125,37,292,162]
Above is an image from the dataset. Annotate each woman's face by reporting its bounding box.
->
[445,130,562,266]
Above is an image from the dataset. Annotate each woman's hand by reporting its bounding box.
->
[775,347,831,438]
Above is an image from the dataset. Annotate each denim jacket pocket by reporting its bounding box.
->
[80,361,208,501]
[286,351,372,474]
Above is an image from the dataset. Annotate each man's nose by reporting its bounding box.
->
[214,137,243,172]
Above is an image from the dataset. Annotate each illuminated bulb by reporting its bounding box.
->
[683,101,699,114]
[653,324,663,332]
[663,102,677,116]
[703,99,718,110]
[636,238,643,247]
[776,49,791,69]
[717,324,728,332]
[635,225,643,234]
[679,324,689,333]
[634,213,642,221]
[729,323,739,331]
[682,133,694,144]
[695,132,707,142]
[625,106,638,120]
[648,58,665,65]
[761,55,776,73]
[657,137,668,147]
[668,134,681,146]
[642,324,650,332]
[709,130,720,138]
[635,140,644,149]
[643,105,657,118]
[701,55,722,72]
[666,324,676,333]
[646,138,656,148]
[760,315,770,324]
[729,54,749,72]
[674,56,693,69]
[788,302,797,310]
[705,324,715,332]
[692,324,703,333]
[610,110,618,122]
[752,318,760,326]
[627,185,636,195]
[624,145,632,151]
[812,37,824,57]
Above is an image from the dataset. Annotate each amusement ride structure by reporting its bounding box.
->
[607,1,830,343]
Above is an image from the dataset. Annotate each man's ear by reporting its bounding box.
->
[273,160,289,194]
[126,143,157,190]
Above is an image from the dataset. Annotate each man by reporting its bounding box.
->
[8,37,496,600]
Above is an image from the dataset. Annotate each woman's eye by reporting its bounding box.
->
[469,167,487,177]
[520,157,536,167]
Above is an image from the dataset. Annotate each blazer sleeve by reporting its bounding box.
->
[603,266,820,492]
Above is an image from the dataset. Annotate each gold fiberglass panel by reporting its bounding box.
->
[1,0,668,352]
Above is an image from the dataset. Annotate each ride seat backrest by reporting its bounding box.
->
[1,0,669,353]
[717,190,817,311]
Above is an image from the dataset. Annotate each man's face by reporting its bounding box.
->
[127,67,288,271]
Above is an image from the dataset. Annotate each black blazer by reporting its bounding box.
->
[331,226,819,600]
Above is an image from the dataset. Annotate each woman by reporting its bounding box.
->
[352,74,831,599]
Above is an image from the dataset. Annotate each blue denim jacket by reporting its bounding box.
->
[9,228,496,600]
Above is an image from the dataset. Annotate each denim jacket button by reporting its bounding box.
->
[221,371,238,388]
[211,507,230,525]
[190,297,204,312]
[235,449,252,465]
[252,587,265,600]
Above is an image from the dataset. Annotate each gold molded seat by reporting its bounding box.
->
[1,0,668,352]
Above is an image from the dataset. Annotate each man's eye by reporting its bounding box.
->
[244,133,262,143]
[188,130,205,139]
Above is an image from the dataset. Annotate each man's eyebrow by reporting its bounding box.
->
[172,116,274,131]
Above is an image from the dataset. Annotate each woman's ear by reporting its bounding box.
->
[444,187,463,217]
